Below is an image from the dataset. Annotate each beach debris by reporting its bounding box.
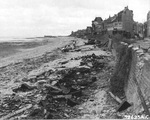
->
[108,92,122,104]
[67,99,79,107]
[29,108,42,117]
[13,83,37,92]
[1,104,32,120]
[117,101,132,112]
[61,44,73,52]
[45,112,53,119]
[0,43,111,119]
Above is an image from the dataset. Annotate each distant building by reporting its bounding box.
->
[86,26,93,34]
[92,17,103,35]
[71,29,87,38]
[147,11,150,37]
[144,22,147,37]
[71,6,143,39]
[133,22,144,37]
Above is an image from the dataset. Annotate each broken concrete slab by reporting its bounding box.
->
[13,83,37,92]
[117,101,132,112]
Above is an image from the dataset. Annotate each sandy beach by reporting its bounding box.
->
[0,37,75,67]
[0,36,120,119]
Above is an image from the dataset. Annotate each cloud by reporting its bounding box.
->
[0,0,149,37]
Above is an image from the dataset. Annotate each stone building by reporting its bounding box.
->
[86,26,93,34]
[122,6,134,36]
[70,29,86,38]
[133,22,144,38]
[70,7,136,38]
[103,6,134,37]
[143,22,147,37]
[147,11,150,37]
[92,17,103,35]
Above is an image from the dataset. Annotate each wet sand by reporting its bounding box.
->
[0,37,74,67]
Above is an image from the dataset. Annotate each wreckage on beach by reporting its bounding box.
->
[0,2,150,120]
[0,38,115,119]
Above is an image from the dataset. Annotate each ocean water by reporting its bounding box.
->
[0,36,49,58]
[0,37,37,42]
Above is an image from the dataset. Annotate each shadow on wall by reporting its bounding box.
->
[110,34,134,97]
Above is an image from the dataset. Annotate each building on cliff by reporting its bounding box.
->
[147,11,150,37]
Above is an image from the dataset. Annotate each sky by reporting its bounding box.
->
[0,0,149,37]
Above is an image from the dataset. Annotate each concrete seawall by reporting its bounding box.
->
[111,39,150,115]
[125,45,150,114]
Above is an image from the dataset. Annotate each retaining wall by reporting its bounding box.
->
[112,40,150,115]
[125,46,150,114]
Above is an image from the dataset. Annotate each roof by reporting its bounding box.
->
[94,17,103,23]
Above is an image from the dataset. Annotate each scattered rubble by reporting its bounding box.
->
[0,39,133,119]
[13,83,37,92]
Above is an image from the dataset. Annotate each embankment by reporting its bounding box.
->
[110,38,150,115]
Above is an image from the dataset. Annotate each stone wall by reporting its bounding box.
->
[125,46,150,114]
[112,40,150,115]
[147,11,150,37]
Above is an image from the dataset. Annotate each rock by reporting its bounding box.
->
[71,90,82,97]
[67,99,78,107]
[148,48,150,53]
[77,79,92,86]
[43,84,62,92]
[101,113,106,117]
[80,61,85,66]
[50,90,62,95]
[78,107,84,110]
[29,108,42,117]
[38,100,47,107]
[89,99,94,102]
[13,83,37,92]
[59,85,70,94]
[51,81,58,86]
[64,113,69,117]
[1,104,32,120]
[36,80,47,87]
[91,77,97,82]
[48,74,60,80]
[45,112,53,119]
[91,110,97,115]
[53,95,72,100]
[69,88,79,93]
[61,61,69,64]
[75,49,81,52]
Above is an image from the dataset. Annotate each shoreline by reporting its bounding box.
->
[0,37,120,119]
[0,37,74,67]
[0,37,57,59]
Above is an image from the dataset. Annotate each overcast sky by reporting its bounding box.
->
[0,0,149,37]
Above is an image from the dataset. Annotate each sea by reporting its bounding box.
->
[0,36,42,42]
